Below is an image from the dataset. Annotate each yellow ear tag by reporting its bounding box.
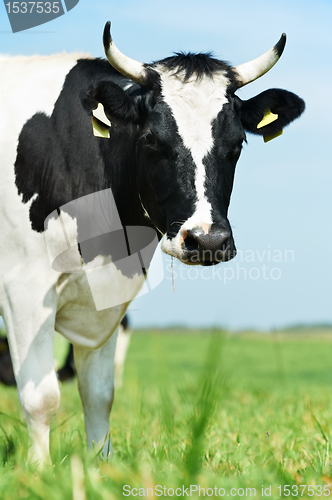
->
[257,108,278,129]
[91,103,111,138]
[92,116,110,138]
[263,129,283,143]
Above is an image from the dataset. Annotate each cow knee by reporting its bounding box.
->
[18,372,60,464]
[19,372,60,431]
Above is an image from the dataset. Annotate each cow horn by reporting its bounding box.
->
[233,33,286,88]
[103,21,148,85]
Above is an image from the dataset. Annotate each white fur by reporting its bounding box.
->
[156,67,230,261]
[114,323,132,388]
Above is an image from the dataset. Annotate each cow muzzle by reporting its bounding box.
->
[161,226,237,266]
[182,228,236,265]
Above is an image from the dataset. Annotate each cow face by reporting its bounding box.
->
[80,24,305,266]
[135,65,242,266]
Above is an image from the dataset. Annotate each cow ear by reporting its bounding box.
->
[237,89,305,141]
[80,81,139,129]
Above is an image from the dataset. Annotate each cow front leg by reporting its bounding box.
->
[3,295,59,465]
[73,329,118,458]
[114,323,131,388]
[20,361,60,465]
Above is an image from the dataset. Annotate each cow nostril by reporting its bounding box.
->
[184,233,199,252]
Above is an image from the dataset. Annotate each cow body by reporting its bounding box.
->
[0,25,304,464]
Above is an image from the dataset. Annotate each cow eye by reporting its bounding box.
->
[144,132,156,144]
[233,140,244,154]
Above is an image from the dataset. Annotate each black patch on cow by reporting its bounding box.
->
[15,59,147,230]
[206,102,245,215]
[15,59,155,274]
[135,99,197,239]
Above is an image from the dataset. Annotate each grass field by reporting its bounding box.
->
[1,328,332,499]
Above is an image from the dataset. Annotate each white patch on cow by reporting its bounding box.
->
[154,67,230,260]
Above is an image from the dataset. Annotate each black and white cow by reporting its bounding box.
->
[0,22,304,464]
[0,336,16,386]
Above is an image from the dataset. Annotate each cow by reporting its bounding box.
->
[0,21,304,465]
[0,335,16,386]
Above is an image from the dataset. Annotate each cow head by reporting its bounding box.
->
[80,22,304,266]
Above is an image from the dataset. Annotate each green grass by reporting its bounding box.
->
[1,328,332,499]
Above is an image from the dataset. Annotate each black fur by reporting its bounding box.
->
[236,89,305,136]
[135,98,197,238]
[150,52,237,86]
[80,81,139,125]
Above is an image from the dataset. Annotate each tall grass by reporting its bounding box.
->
[0,328,332,498]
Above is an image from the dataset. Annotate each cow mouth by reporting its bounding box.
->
[181,247,237,266]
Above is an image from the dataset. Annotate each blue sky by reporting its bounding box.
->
[1,0,331,330]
